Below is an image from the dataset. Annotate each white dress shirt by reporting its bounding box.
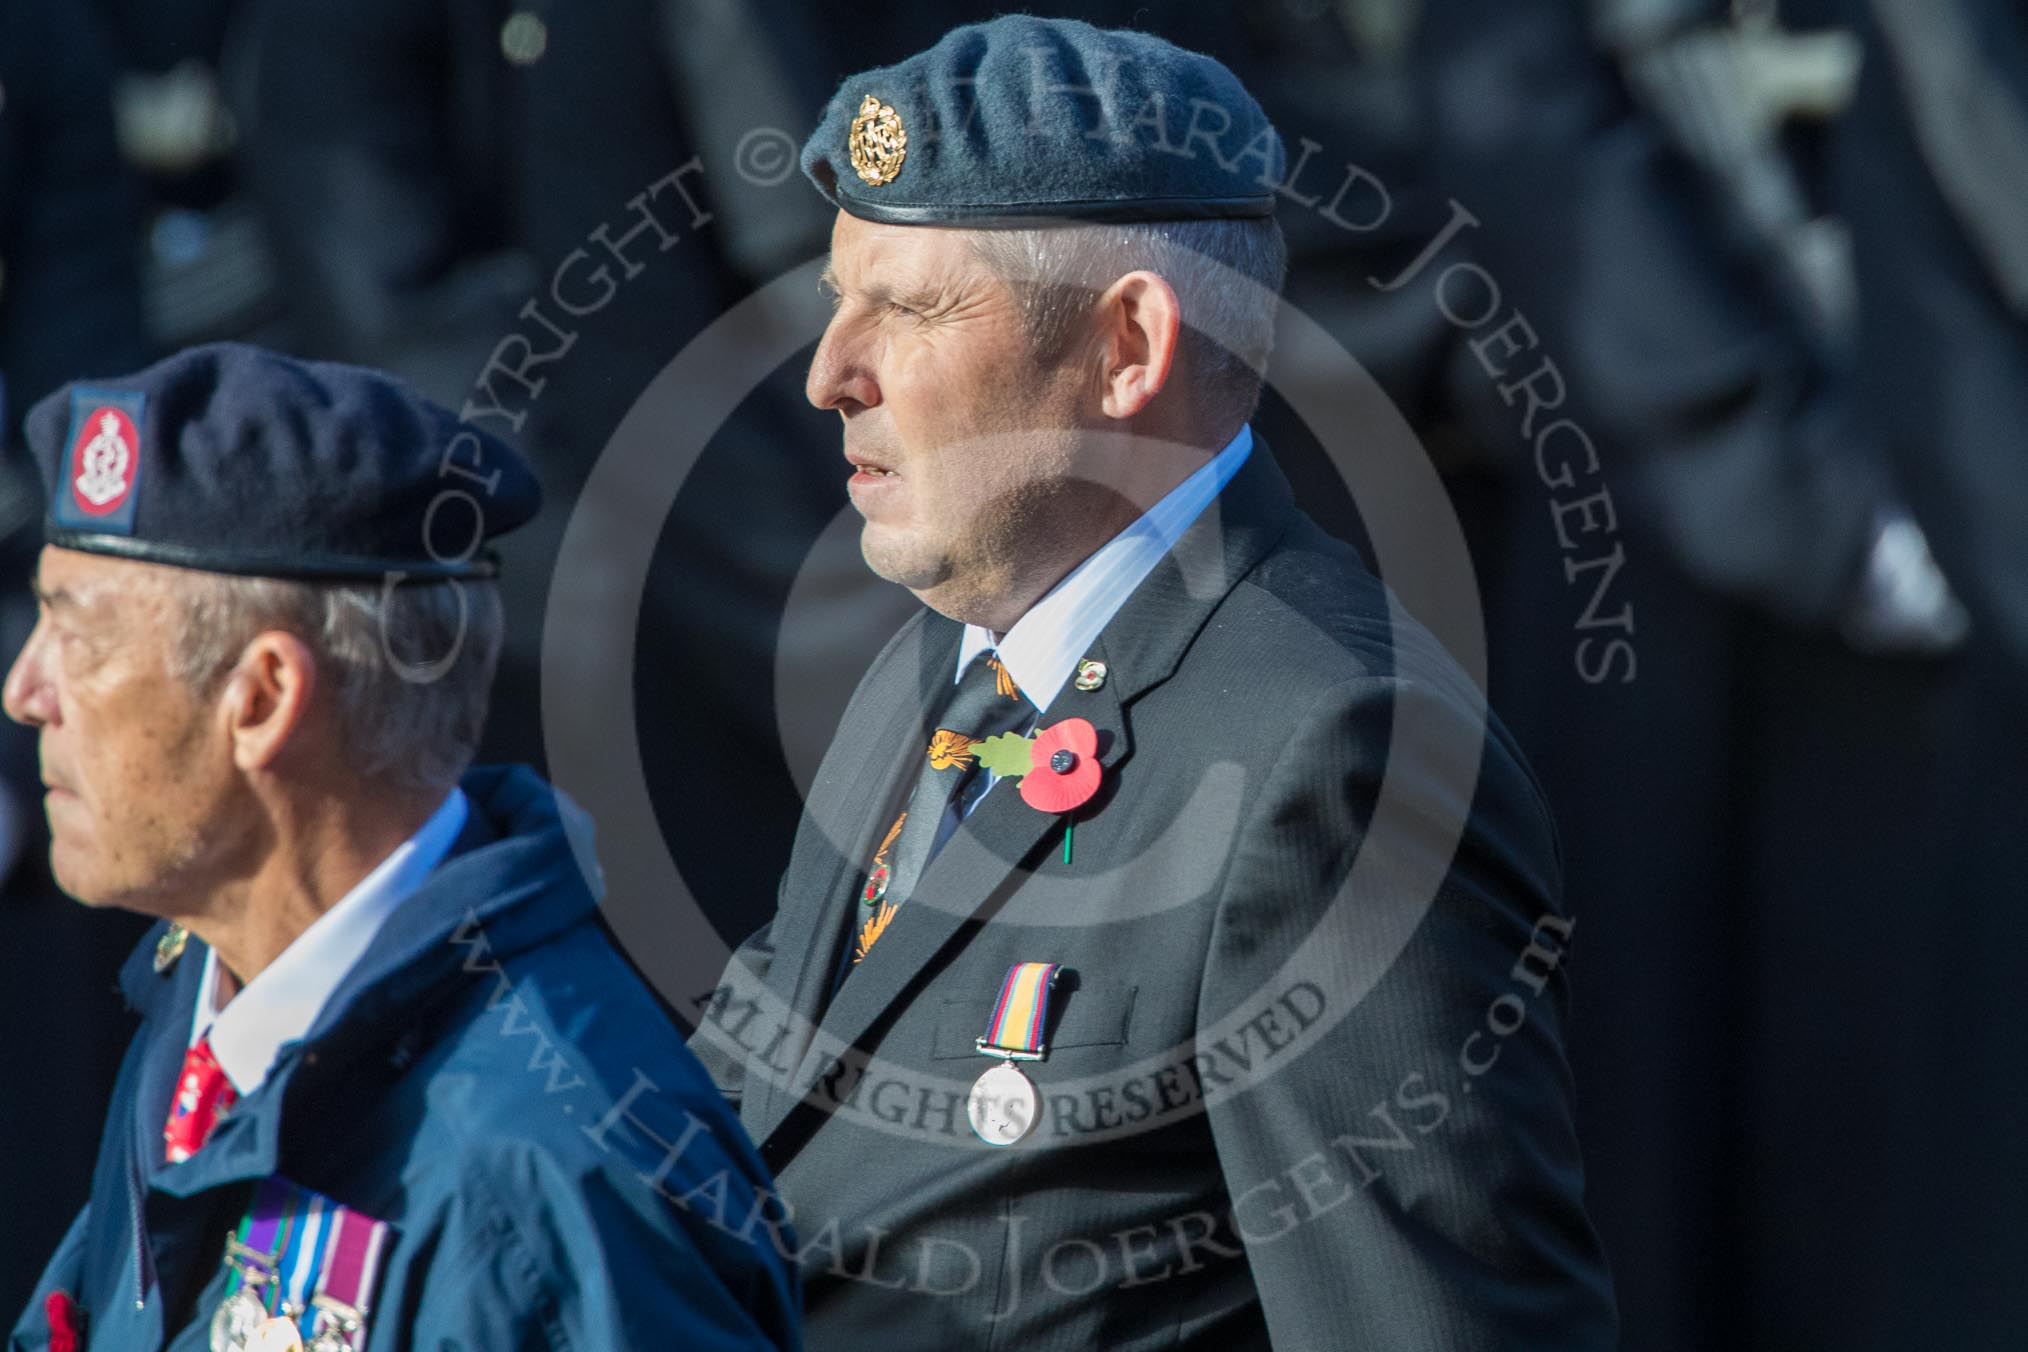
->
[951,423,1253,813]
[188,787,470,1095]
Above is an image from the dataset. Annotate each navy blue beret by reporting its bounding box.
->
[23,342,539,581]
[801,16,1285,226]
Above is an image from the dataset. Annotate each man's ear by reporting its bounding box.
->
[220,631,319,773]
[1094,270,1182,420]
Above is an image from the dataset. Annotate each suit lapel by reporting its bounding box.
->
[1086,436,1298,704]
[759,443,1300,1149]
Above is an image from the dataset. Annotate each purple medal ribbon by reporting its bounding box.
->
[229,1175,295,1287]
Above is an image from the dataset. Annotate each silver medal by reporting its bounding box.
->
[209,1287,269,1352]
[968,1061,1040,1146]
[246,1316,305,1352]
[307,1301,363,1352]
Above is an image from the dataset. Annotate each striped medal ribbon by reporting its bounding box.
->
[306,1206,392,1352]
[210,1176,330,1352]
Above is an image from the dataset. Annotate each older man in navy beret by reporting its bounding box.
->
[4,344,799,1352]
[690,16,1616,1350]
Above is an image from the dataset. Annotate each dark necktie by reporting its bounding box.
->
[849,650,1033,968]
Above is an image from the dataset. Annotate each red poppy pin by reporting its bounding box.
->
[1018,718,1101,812]
[975,717,1103,860]
[46,1290,83,1352]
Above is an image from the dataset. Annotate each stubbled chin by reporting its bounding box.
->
[857,520,907,572]
[47,848,106,908]
[859,523,946,593]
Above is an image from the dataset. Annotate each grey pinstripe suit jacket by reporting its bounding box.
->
[692,444,1617,1350]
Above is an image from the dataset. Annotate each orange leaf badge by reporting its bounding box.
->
[927,729,978,771]
[856,900,899,962]
[985,653,1021,700]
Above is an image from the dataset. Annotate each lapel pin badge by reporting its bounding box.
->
[155,923,189,974]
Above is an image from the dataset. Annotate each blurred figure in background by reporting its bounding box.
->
[0,4,147,414]
[94,0,286,354]
[1395,2,1993,1345]
[1784,0,2028,1343]
[222,0,848,964]
[1842,0,2028,674]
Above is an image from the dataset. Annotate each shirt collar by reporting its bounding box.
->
[959,424,1254,708]
[191,786,471,1094]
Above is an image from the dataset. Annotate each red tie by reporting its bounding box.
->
[163,1037,238,1163]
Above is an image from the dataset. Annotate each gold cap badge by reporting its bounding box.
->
[848,94,908,187]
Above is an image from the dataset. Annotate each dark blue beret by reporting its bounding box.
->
[23,342,539,581]
[801,16,1285,227]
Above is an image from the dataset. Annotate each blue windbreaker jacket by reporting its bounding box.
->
[8,765,800,1351]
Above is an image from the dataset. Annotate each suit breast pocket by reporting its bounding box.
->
[928,980,1138,1060]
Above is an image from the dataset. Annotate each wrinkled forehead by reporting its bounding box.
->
[34,544,183,618]
[824,211,995,292]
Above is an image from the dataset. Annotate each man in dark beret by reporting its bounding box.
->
[690,15,1616,1349]
[3,344,800,1351]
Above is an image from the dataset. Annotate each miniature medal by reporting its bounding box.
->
[246,1316,305,1352]
[209,1286,268,1352]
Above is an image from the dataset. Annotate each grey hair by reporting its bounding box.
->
[172,573,504,796]
[969,216,1288,428]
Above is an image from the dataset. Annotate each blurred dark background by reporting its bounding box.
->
[4,1,2024,1346]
